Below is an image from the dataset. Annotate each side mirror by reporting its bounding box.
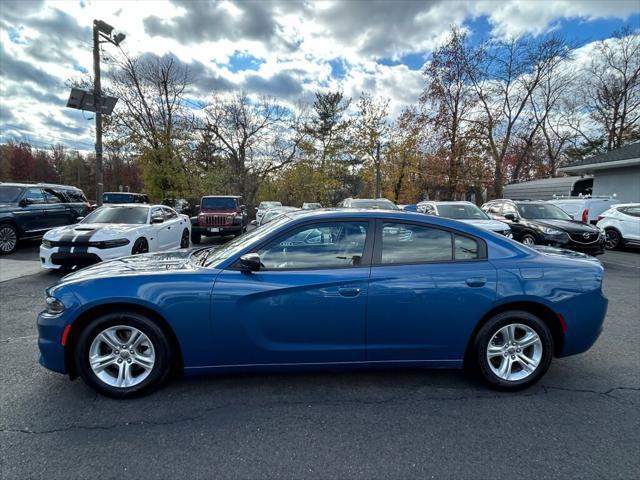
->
[239,253,261,272]
[76,216,84,222]
[250,220,258,226]
[19,198,29,207]
[152,216,164,224]
[504,213,518,222]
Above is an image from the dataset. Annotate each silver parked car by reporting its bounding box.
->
[417,201,512,237]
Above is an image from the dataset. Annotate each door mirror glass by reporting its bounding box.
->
[504,213,517,221]
[239,253,261,272]
[76,216,84,222]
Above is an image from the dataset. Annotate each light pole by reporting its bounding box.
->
[375,140,382,198]
[92,19,125,206]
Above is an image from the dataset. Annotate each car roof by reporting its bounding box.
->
[98,203,153,208]
[104,191,146,195]
[419,201,475,205]
[0,182,82,190]
[203,195,242,199]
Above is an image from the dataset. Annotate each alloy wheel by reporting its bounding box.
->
[0,225,17,253]
[521,235,536,246]
[605,230,620,250]
[88,325,156,388]
[486,323,543,382]
[180,230,190,248]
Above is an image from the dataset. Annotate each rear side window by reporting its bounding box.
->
[25,188,46,204]
[619,206,640,217]
[65,190,88,202]
[43,188,64,203]
[381,223,452,264]
[455,235,479,260]
[486,203,502,214]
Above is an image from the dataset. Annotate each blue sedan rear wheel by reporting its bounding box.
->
[74,311,173,398]
[473,311,553,391]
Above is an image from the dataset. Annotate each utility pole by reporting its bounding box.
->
[375,140,382,198]
[93,20,103,206]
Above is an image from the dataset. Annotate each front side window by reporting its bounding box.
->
[25,188,46,204]
[486,203,502,214]
[502,203,518,216]
[257,222,369,270]
[162,207,178,219]
[381,223,452,264]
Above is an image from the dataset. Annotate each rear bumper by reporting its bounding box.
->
[557,290,608,357]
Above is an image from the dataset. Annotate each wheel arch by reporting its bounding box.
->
[464,300,565,366]
[64,302,184,379]
[0,218,20,234]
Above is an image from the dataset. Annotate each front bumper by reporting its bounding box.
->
[37,310,71,374]
[542,233,605,255]
[40,244,131,269]
[192,225,242,236]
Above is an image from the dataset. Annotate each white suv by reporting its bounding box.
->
[596,204,640,249]
[547,196,619,225]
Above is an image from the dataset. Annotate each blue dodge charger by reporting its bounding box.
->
[38,209,607,397]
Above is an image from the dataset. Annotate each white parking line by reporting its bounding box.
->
[602,261,640,269]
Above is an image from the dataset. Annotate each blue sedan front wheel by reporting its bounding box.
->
[74,311,173,398]
[473,311,553,391]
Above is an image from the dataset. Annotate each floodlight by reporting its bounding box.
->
[113,32,126,46]
[94,20,114,35]
[66,88,118,115]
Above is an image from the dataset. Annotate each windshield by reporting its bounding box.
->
[103,193,135,203]
[259,201,282,209]
[517,203,572,220]
[82,206,149,224]
[350,199,398,210]
[437,204,489,220]
[201,215,291,267]
[0,186,23,203]
[201,197,237,209]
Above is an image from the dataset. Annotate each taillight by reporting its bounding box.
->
[581,208,589,223]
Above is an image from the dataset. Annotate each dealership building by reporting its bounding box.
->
[504,142,640,202]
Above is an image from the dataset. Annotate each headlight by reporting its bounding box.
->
[45,296,65,315]
[42,239,52,248]
[91,238,130,249]
[539,226,564,235]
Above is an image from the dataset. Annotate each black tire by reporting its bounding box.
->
[191,231,201,244]
[180,229,190,248]
[74,311,173,398]
[604,228,622,250]
[0,223,18,254]
[520,233,537,247]
[131,238,149,255]
[471,310,553,391]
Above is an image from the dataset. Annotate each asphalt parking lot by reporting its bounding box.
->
[1,242,638,479]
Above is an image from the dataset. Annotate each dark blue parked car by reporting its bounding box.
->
[38,209,607,397]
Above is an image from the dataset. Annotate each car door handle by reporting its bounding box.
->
[338,287,361,297]
[465,277,487,287]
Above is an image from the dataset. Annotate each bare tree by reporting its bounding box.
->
[465,35,570,197]
[571,28,640,151]
[202,92,307,203]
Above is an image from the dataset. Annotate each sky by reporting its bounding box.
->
[0,0,639,152]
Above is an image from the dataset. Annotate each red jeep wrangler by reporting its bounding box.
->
[190,195,248,244]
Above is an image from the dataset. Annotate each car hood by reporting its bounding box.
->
[61,250,196,282]
[44,223,142,240]
[533,245,601,263]
[457,219,510,232]
[530,219,599,233]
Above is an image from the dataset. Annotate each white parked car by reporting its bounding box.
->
[547,196,619,225]
[417,201,512,237]
[255,201,282,224]
[40,204,191,269]
[596,203,640,250]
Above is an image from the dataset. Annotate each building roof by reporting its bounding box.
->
[560,142,640,173]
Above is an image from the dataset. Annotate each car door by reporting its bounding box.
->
[15,188,48,234]
[42,188,73,228]
[161,207,182,247]
[149,207,171,250]
[619,206,640,240]
[210,220,374,366]
[366,220,497,362]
